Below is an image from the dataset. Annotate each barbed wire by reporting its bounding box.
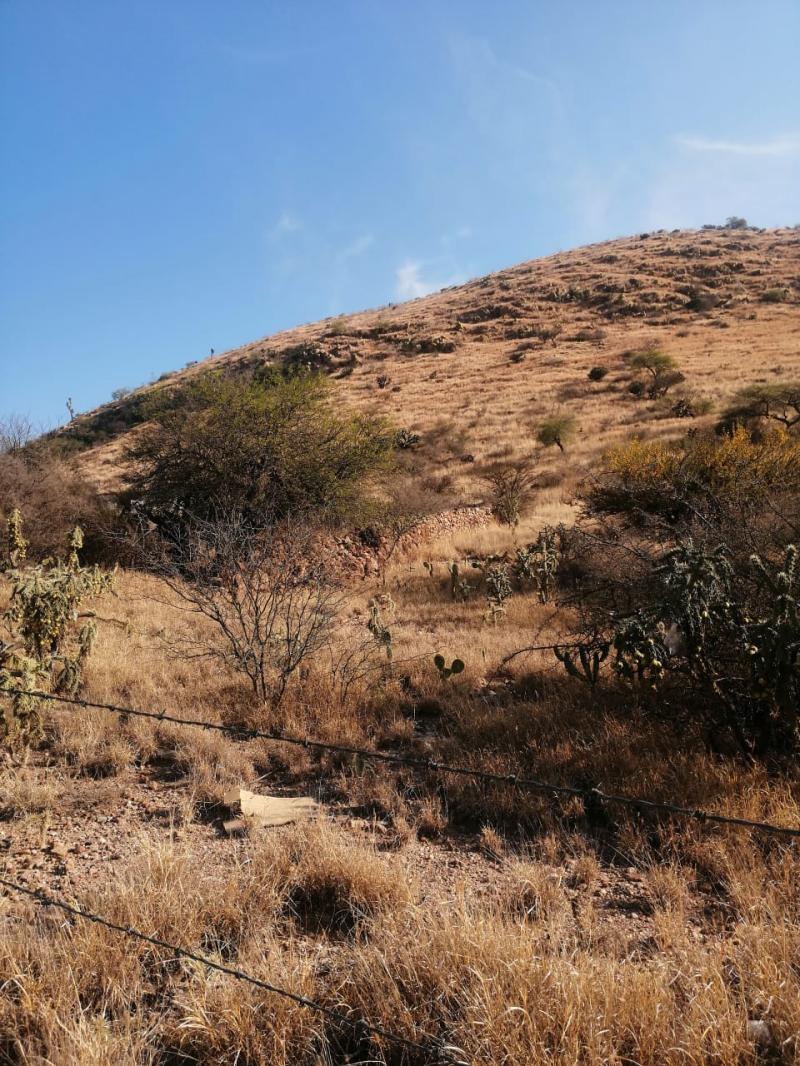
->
[0,874,468,1065]
[2,685,799,838]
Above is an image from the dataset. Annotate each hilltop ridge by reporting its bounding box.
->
[67,225,800,497]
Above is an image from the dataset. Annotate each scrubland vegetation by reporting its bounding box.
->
[2,227,800,1064]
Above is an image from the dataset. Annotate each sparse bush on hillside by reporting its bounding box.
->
[126,372,394,530]
[145,513,341,706]
[0,447,121,563]
[0,414,35,454]
[725,215,749,229]
[720,381,800,432]
[111,387,132,401]
[537,414,576,453]
[625,348,684,398]
[761,287,789,304]
[487,464,535,526]
[587,366,608,382]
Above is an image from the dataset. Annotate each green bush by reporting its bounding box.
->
[126,371,395,528]
[537,414,576,453]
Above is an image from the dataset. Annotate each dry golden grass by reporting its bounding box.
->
[3,555,800,1063]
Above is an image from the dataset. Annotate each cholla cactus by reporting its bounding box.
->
[484,562,512,623]
[447,560,472,602]
[1,513,112,747]
[746,545,799,728]
[514,524,566,603]
[5,509,27,570]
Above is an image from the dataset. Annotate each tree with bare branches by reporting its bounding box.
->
[145,513,342,706]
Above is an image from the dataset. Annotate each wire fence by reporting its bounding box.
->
[0,874,467,1065]
[2,685,799,839]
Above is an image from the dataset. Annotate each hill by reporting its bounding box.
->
[66,225,800,500]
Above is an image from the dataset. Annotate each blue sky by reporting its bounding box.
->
[2,1,799,428]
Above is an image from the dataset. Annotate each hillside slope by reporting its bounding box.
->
[70,226,800,497]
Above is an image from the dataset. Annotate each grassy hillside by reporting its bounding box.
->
[66,225,800,499]
[2,225,800,1065]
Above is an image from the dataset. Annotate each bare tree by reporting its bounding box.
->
[145,513,343,705]
[0,414,35,454]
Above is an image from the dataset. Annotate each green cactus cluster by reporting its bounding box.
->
[1,512,112,747]
[582,537,800,749]
[484,562,512,623]
[746,545,799,730]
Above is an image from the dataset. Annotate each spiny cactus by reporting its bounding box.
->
[1,516,112,747]
[484,562,512,623]
[555,640,609,688]
[433,654,465,681]
[746,545,799,727]
[514,524,566,603]
[367,599,393,663]
[5,508,27,570]
[447,560,472,602]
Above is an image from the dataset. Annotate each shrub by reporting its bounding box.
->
[0,414,35,454]
[588,366,608,382]
[486,464,535,526]
[126,372,395,529]
[0,448,121,563]
[625,348,684,398]
[725,216,748,229]
[547,428,800,754]
[537,414,576,453]
[145,514,340,706]
[721,381,800,432]
[761,288,788,304]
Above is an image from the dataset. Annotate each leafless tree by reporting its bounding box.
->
[145,513,343,705]
[0,414,35,454]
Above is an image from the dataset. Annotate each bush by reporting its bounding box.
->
[588,366,609,382]
[548,428,800,754]
[761,288,788,304]
[721,381,800,432]
[486,464,535,526]
[625,348,684,398]
[537,414,576,453]
[126,371,394,529]
[0,448,122,563]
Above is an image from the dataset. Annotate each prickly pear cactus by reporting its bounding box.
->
[433,654,465,681]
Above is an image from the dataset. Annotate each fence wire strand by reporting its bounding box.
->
[1,685,799,838]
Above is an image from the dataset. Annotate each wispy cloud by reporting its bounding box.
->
[339,233,374,260]
[271,211,302,238]
[675,133,800,158]
[395,261,438,300]
[396,262,435,300]
[395,259,465,301]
